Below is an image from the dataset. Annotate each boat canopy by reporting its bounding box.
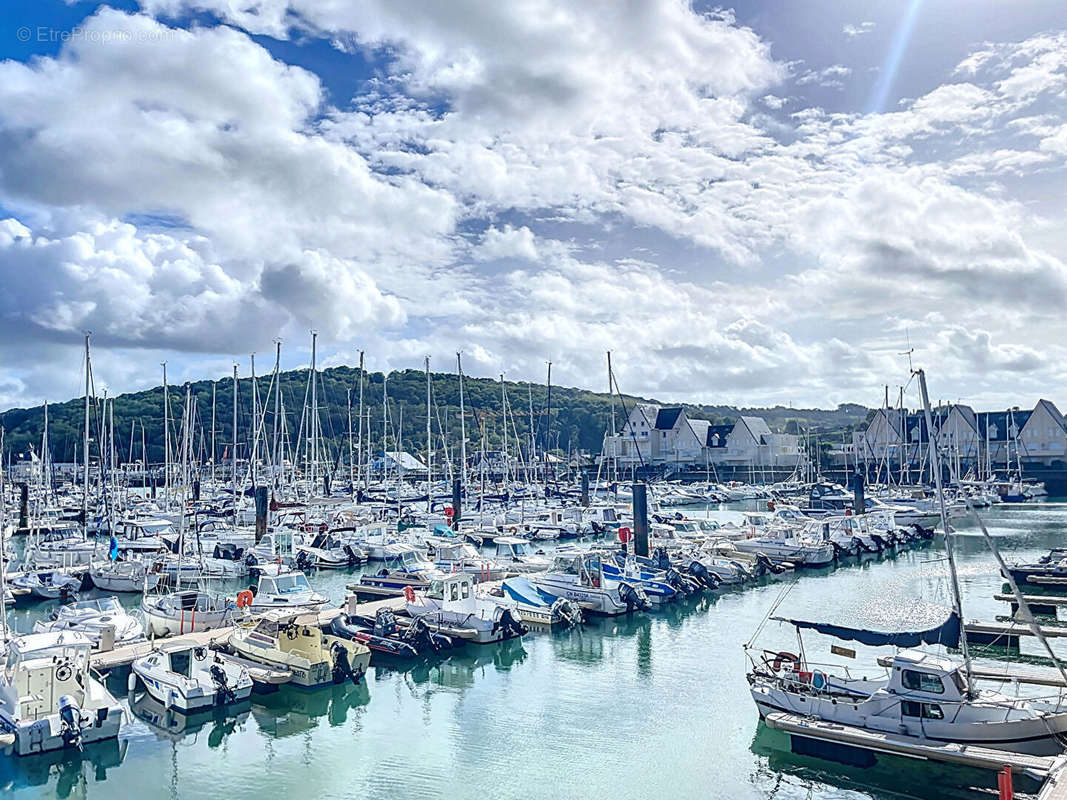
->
[773,611,961,649]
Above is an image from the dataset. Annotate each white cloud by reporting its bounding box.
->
[473,225,539,261]
[843,22,875,38]
[795,64,852,89]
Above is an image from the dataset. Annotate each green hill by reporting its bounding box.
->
[0,366,870,467]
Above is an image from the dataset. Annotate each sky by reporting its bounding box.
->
[0,0,1066,412]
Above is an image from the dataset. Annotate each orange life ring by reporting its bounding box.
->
[404,586,416,602]
[236,590,254,609]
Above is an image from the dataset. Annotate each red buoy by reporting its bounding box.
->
[618,526,632,543]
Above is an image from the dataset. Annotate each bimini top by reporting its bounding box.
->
[772,611,961,649]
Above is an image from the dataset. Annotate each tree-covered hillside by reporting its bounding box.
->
[0,365,870,466]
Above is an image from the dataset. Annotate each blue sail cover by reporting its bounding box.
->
[776,612,961,649]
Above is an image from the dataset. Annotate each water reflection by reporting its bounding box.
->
[250,682,371,737]
[0,738,127,799]
[129,691,251,745]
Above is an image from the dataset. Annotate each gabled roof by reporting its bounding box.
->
[1033,399,1067,435]
[626,404,661,430]
[738,416,772,444]
[974,409,1031,441]
[654,407,683,430]
[686,418,711,446]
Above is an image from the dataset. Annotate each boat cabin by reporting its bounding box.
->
[257,572,314,600]
[494,537,536,560]
[424,573,477,610]
[549,552,605,587]
[886,651,969,710]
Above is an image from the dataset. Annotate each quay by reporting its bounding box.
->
[965,621,1067,648]
[995,593,1067,617]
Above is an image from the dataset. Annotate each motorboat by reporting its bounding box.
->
[33,596,144,647]
[530,551,651,616]
[351,544,442,600]
[405,573,527,644]
[0,630,124,754]
[428,541,513,582]
[248,569,328,614]
[1004,549,1067,589]
[733,519,835,567]
[295,532,364,570]
[491,576,585,627]
[491,537,553,573]
[10,569,82,600]
[601,555,680,605]
[227,611,370,687]
[132,645,253,713]
[90,558,162,592]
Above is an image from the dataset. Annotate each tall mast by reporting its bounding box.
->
[41,400,50,500]
[917,368,973,694]
[347,387,354,491]
[272,340,281,483]
[500,373,508,486]
[607,351,615,481]
[310,331,318,495]
[210,380,216,482]
[426,356,432,513]
[545,361,553,485]
[0,429,8,642]
[457,352,468,491]
[357,350,365,490]
[83,333,91,530]
[162,361,170,508]
[382,370,389,486]
[250,353,258,489]
[232,363,238,528]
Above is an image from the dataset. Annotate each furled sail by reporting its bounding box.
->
[773,611,960,649]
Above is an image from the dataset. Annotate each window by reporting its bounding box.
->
[902,701,944,719]
[901,669,944,694]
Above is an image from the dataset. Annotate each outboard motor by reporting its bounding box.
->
[374,608,399,638]
[754,552,787,576]
[210,662,236,705]
[869,533,887,552]
[687,560,713,589]
[665,567,695,596]
[58,695,84,750]
[550,598,584,628]
[296,549,314,571]
[343,544,361,567]
[331,642,357,684]
[496,609,528,639]
[403,616,440,653]
[618,582,652,612]
[654,547,671,572]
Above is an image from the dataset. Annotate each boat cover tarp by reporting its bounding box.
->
[774,611,960,649]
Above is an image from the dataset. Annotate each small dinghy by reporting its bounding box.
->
[131,645,253,713]
[11,570,81,601]
[33,596,144,648]
[227,611,371,687]
[328,608,449,658]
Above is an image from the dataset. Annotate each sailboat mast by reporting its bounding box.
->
[426,356,432,514]
[250,353,258,489]
[232,363,238,528]
[357,350,365,490]
[917,368,973,694]
[500,373,508,487]
[310,331,318,495]
[272,340,281,483]
[83,333,91,530]
[545,361,552,486]
[457,352,468,490]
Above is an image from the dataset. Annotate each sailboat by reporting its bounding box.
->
[745,369,1067,756]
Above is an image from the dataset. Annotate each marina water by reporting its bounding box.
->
[6,502,1066,800]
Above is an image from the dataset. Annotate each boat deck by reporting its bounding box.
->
[90,593,407,670]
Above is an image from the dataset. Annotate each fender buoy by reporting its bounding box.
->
[618,526,632,544]
[444,506,454,519]
[236,590,253,609]
[404,586,416,603]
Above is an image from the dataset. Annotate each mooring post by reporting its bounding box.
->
[633,482,649,557]
[18,483,28,529]
[581,473,589,507]
[192,480,201,502]
[452,477,462,531]
[852,472,865,516]
[254,485,268,543]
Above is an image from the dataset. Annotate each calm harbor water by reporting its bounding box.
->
[5,501,1067,800]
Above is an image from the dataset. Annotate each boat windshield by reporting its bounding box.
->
[272,574,311,594]
[68,597,122,614]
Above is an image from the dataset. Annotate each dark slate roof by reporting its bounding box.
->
[974,409,1031,442]
[706,424,732,447]
[654,407,683,430]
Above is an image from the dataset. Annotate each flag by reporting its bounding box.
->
[108,534,119,561]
